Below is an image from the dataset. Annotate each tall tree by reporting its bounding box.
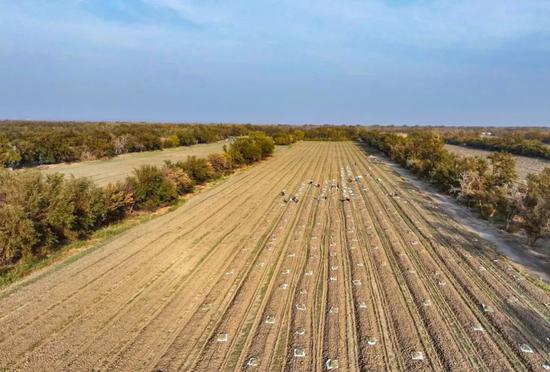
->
[518,168,550,246]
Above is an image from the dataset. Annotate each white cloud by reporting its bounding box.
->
[2,0,549,74]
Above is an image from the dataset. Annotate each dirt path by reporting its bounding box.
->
[1,142,548,371]
[368,145,550,283]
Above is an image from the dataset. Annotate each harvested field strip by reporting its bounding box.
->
[344,144,503,371]
[289,154,339,371]
[359,150,531,303]
[89,143,323,371]
[44,145,320,372]
[285,182,331,371]
[344,181,403,371]
[323,145,361,371]
[336,145,403,371]
[342,158,447,370]
[103,146,325,372]
[352,146,532,366]
[167,144,329,371]
[363,151,550,331]
[232,155,330,371]
[0,144,311,369]
[350,143,549,370]
[0,141,548,371]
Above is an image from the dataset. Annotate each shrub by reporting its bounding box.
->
[207,153,233,176]
[0,169,133,265]
[178,156,215,184]
[127,165,178,210]
[273,134,293,145]
[488,152,517,187]
[163,165,195,194]
[0,205,37,265]
[360,128,549,246]
[38,173,78,245]
[430,151,461,192]
[176,129,199,146]
[0,133,21,168]
[249,132,275,159]
[163,135,180,148]
[60,177,111,237]
[0,144,270,270]
[103,182,134,222]
[518,168,550,246]
[227,137,261,165]
[226,133,274,165]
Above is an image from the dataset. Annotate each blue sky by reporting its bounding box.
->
[1,0,549,126]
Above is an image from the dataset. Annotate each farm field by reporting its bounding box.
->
[445,144,550,182]
[40,141,225,186]
[0,142,548,371]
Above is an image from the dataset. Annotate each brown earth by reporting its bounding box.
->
[0,142,548,371]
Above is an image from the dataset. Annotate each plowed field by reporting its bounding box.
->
[1,142,548,371]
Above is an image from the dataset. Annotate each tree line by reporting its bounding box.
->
[0,132,274,269]
[363,126,550,160]
[0,121,362,168]
[301,126,360,141]
[360,129,550,247]
[0,122,246,168]
[443,131,550,160]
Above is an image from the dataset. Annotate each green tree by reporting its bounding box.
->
[291,129,305,141]
[163,135,180,148]
[0,133,21,168]
[457,157,490,212]
[60,177,108,238]
[227,137,262,165]
[163,163,195,194]
[488,152,517,187]
[518,168,550,246]
[406,131,445,177]
[178,156,215,184]
[127,165,178,210]
[103,182,134,222]
[176,129,199,146]
[249,132,275,158]
[273,134,293,145]
[0,206,37,264]
[430,151,461,192]
[207,153,233,176]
